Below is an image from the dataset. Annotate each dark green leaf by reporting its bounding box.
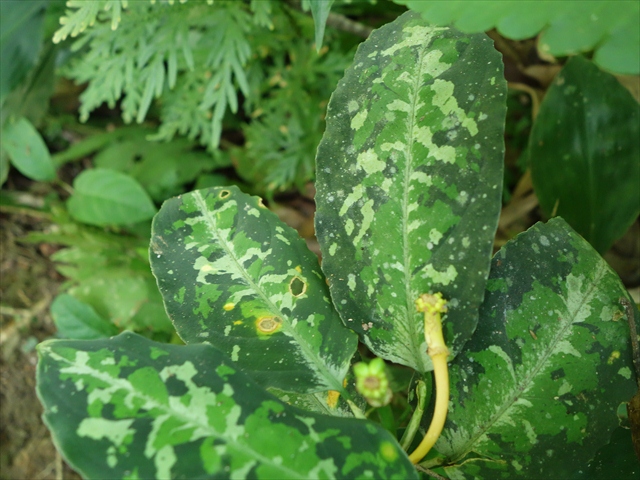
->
[36,331,418,479]
[309,0,334,51]
[0,0,48,102]
[67,169,157,226]
[150,186,358,393]
[1,117,55,181]
[398,0,640,74]
[315,11,507,373]
[435,218,637,478]
[50,294,118,340]
[528,56,640,253]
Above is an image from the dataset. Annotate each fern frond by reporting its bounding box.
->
[53,0,130,43]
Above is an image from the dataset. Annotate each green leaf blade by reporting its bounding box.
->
[1,117,55,181]
[150,186,358,394]
[399,0,640,74]
[309,0,335,51]
[51,294,119,340]
[528,56,640,254]
[315,11,507,373]
[437,218,637,478]
[36,332,418,479]
[67,168,157,226]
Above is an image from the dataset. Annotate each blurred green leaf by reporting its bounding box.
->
[309,0,334,51]
[94,136,223,202]
[315,11,507,373]
[436,218,637,478]
[37,332,417,479]
[50,294,118,339]
[0,0,48,102]
[528,56,640,253]
[398,0,640,74]
[1,117,56,181]
[67,169,157,226]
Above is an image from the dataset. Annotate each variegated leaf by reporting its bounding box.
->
[315,10,507,373]
[433,218,637,479]
[36,332,418,479]
[150,186,358,394]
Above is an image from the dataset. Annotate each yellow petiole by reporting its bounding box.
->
[408,293,450,465]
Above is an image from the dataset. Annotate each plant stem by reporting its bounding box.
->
[400,380,427,451]
[408,354,449,464]
[408,293,451,464]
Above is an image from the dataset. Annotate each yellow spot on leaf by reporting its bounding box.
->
[327,390,340,409]
[607,350,620,365]
[233,320,243,326]
[256,316,282,335]
[223,303,235,311]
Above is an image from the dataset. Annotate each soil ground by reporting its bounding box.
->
[0,205,82,480]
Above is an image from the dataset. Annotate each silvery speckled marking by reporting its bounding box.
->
[36,332,418,479]
[150,186,358,394]
[315,11,507,372]
[436,219,636,478]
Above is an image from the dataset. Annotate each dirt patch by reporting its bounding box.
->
[0,210,81,480]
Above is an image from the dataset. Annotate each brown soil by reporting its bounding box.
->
[0,209,81,480]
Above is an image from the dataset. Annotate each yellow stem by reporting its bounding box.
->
[408,353,449,464]
[408,293,451,465]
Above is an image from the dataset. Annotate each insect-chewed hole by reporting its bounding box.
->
[219,189,231,199]
[256,316,282,335]
[289,276,306,297]
[257,198,267,208]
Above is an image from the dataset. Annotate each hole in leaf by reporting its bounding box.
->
[289,276,306,297]
[219,189,231,199]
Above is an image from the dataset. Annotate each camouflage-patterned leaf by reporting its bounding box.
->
[315,10,507,373]
[150,186,358,394]
[36,332,418,480]
[433,218,636,479]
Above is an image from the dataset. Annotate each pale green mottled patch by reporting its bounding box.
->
[431,79,479,136]
[618,366,631,379]
[231,345,240,361]
[357,149,385,175]
[351,110,367,130]
[422,264,458,286]
[77,418,134,446]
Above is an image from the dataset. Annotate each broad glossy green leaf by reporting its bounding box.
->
[1,117,55,181]
[309,0,334,50]
[528,56,640,254]
[67,168,157,226]
[434,218,636,479]
[51,294,118,340]
[150,186,358,394]
[315,11,506,373]
[36,332,417,480]
[398,1,640,74]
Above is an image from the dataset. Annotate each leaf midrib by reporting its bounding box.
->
[400,38,432,374]
[447,261,605,464]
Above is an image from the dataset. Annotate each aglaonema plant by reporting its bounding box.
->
[35,12,637,479]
